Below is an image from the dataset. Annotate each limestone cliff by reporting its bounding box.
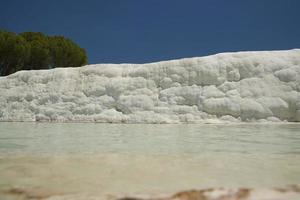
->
[1,49,299,123]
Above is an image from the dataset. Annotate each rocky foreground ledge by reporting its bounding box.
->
[1,185,300,200]
[117,186,300,200]
[0,49,300,123]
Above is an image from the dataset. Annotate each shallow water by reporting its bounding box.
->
[0,123,300,198]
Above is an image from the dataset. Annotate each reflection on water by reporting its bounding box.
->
[0,123,299,197]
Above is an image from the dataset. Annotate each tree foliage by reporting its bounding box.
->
[0,31,30,75]
[20,32,51,70]
[0,30,88,76]
[48,36,87,68]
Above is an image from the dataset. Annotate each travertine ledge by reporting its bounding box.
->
[1,49,300,123]
[117,186,300,200]
[2,186,300,200]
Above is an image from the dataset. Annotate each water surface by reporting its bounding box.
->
[0,123,299,197]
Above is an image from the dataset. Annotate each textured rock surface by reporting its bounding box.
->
[116,186,300,200]
[1,186,300,200]
[0,49,300,123]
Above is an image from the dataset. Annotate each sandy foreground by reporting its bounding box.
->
[0,153,300,200]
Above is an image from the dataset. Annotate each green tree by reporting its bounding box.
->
[48,36,87,68]
[0,30,88,76]
[20,32,51,70]
[0,30,30,76]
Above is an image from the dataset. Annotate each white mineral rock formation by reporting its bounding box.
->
[0,49,299,123]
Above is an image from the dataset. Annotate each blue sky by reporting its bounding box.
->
[1,0,300,64]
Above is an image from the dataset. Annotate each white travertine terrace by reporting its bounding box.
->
[0,49,299,123]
